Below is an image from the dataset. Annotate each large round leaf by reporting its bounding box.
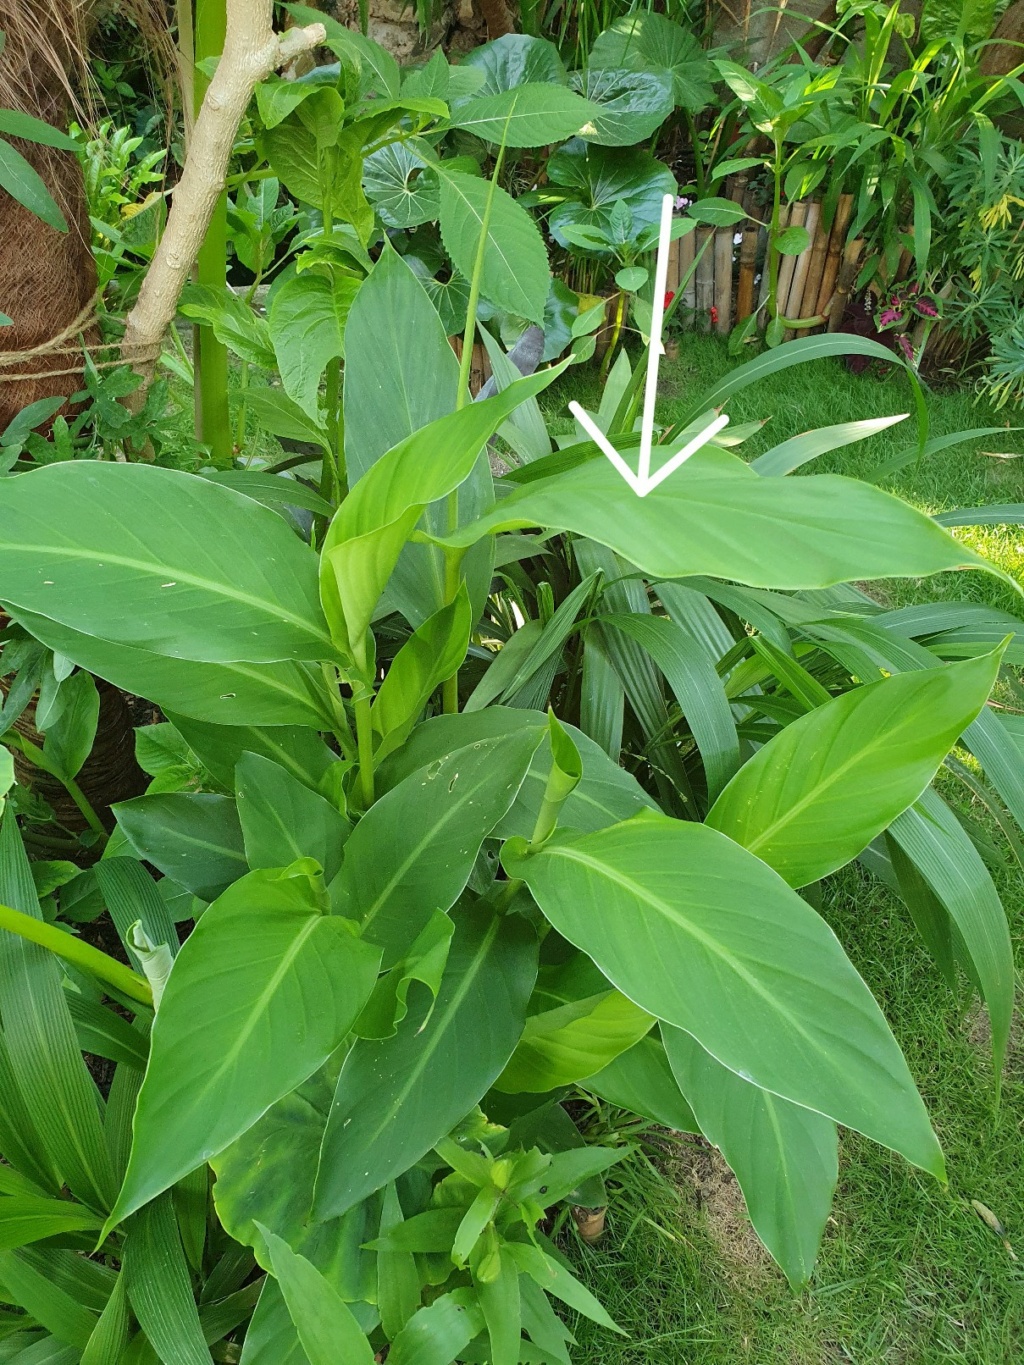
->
[451,84,601,148]
[707,650,1002,887]
[459,34,567,95]
[363,143,438,229]
[571,67,674,147]
[547,139,675,248]
[0,463,333,664]
[589,13,716,112]
[504,812,943,1176]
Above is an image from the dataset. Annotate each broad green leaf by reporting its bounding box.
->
[707,651,1002,888]
[378,708,655,839]
[243,388,330,452]
[10,608,335,730]
[460,34,566,93]
[0,1028,59,1191]
[239,1279,306,1365]
[507,1241,623,1334]
[322,364,567,661]
[114,793,246,902]
[0,814,115,1211]
[889,788,1014,1076]
[236,752,350,880]
[41,669,98,779]
[0,464,333,664]
[439,169,549,325]
[0,136,67,230]
[437,450,995,591]
[0,1196,101,1249]
[363,142,439,229]
[107,862,381,1229]
[589,12,715,110]
[775,224,810,255]
[477,1248,520,1365]
[68,994,149,1071]
[496,990,653,1093]
[93,858,178,975]
[0,109,77,149]
[387,1288,485,1365]
[377,1183,419,1339]
[314,905,537,1219]
[450,84,600,146]
[269,272,361,419]
[571,67,674,147]
[199,470,333,521]
[547,140,675,249]
[332,727,543,965]
[583,1032,698,1132]
[259,1226,375,1365]
[504,813,943,1176]
[167,715,335,792]
[664,1026,838,1287]
[123,1194,212,1365]
[371,591,473,762]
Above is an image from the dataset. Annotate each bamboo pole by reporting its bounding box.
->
[713,227,733,335]
[827,239,864,331]
[694,227,715,331]
[815,193,854,316]
[775,200,807,324]
[679,230,696,327]
[800,203,832,333]
[736,225,759,323]
[783,200,820,340]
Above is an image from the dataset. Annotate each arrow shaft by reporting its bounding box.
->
[637,193,676,489]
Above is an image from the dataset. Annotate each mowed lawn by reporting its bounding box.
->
[542,337,1024,1365]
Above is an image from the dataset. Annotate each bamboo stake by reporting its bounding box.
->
[694,227,715,332]
[784,201,820,340]
[679,230,696,327]
[800,203,832,333]
[815,193,854,316]
[827,239,864,332]
[775,200,807,324]
[666,236,681,297]
[757,215,778,316]
[736,225,759,323]
[714,227,733,335]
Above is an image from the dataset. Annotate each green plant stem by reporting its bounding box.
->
[8,737,108,847]
[325,357,344,502]
[768,141,784,327]
[0,902,152,1007]
[235,359,249,452]
[354,695,375,809]
[193,0,231,465]
[600,289,627,381]
[492,877,524,914]
[684,108,705,197]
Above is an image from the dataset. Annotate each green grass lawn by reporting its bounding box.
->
[543,337,1024,1364]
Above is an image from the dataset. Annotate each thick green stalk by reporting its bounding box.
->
[0,903,153,1007]
[9,736,108,847]
[767,141,784,328]
[354,695,375,809]
[193,0,232,464]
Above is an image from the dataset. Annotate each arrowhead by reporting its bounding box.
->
[568,402,730,497]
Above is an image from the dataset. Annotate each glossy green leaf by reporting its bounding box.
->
[93,858,178,975]
[314,905,537,1219]
[496,988,652,1093]
[0,814,115,1211]
[751,415,908,476]
[123,1194,212,1365]
[377,1183,420,1339]
[259,1226,375,1365]
[589,12,715,110]
[583,1031,698,1132]
[332,726,544,965]
[269,273,361,419]
[10,608,335,730]
[0,137,67,230]
[0,1249,97,1346]
[387,1288,485,1365]
[572,66,674,146]
[504,812,943,1176]
[0,464,333,664]
[167,715,335,792]
[664,1026,838,1287]
[507,1241,623,1334]
[179,285,276,370]
[0,1196,101,1249]
[322,364,566,661]
[460,33,566,92]
[451,83,599,146]
[236,752,349,880]
[41,669,98,780]
[107,862,381,1229]
[439,169,550,324]
[80,1272,130,1365]
[238,1279,306,1365]
[889,788,1014,1076]
[707,651,1002,888]
[363,142,438,229]
[114,794,247,902]
[437,448,994,591]
[547,140,675,249]
[371,591,473,761]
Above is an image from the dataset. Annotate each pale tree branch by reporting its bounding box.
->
[121,0,325,387]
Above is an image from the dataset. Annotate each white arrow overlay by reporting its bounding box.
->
[569,193,730,497]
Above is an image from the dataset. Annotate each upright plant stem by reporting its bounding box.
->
[193,0,232,464]
[354,696,375,809]
[767,141,784,328]
[442,138,509,714]
[0,903,152,1006]
[8,736,108,847]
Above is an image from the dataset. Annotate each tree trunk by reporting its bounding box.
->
[0,4,96,434]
